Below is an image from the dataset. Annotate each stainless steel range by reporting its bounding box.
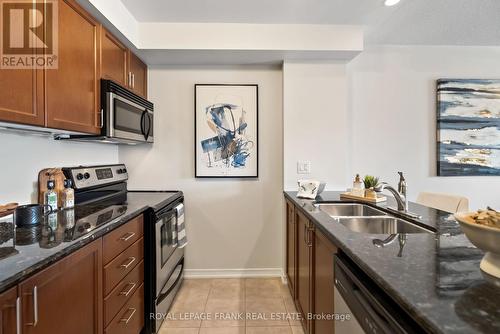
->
[144,196,185,333]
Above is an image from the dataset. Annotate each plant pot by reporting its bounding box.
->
[365,189,377,199]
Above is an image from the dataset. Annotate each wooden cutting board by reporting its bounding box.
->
[0,202,18,218]
[38,168,66,207]
[340,192,387,203]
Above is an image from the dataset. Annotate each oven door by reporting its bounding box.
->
[155,210,178,289]
[154,252,184,332]
[108,92,153,143]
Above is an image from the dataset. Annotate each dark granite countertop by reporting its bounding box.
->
[284,191,500,334]
[0,191,182,293]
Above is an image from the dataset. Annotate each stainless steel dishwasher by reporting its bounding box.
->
[334,254,423,334]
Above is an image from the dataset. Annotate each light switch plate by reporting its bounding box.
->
[297,161,311,174]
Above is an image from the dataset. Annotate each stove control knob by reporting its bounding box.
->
[117,169,122,174]
[122,168,127,173]
[83,172,90,179]
[76,173,84,180]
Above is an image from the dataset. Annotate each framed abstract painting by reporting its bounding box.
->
[437,79,500,176]
[195,84,259,178]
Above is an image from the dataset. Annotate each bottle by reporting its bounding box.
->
[61,179,75,209]
[44,180,58,211]
[352,174,364,196]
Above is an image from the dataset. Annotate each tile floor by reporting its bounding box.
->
[159,278,305,334]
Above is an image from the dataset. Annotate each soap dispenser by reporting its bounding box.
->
[352,174,364,196]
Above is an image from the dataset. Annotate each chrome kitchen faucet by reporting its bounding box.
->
[374,172,421,219]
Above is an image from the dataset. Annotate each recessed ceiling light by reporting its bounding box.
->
[384,0,401,6]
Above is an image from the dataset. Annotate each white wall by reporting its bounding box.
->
[119,65,283,275]
[0,132,118,204]
[283,61,351,191]
[348,46,500,209]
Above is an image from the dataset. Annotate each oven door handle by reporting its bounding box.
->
[156,260,184,305]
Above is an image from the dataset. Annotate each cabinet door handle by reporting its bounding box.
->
[120,257,136,269]
[119,282,136,297]
[303,224,306,244]
[308,228,313,247]
[132,73,135,88]
[128,72,132,86]
[27,286,38,327]
[100,108,104,128]
[120,232,135,242]
[120,308,136,324]
[16,297,21,334]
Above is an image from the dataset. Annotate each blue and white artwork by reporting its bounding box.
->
[437,79,500,176]
[195,84,258,177]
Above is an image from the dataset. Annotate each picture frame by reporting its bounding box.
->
[195,84,259,178]
[437,79,500,176]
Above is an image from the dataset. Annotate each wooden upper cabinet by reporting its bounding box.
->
[101,28,128,87]
[19,238,103,334]
[0,286,18,334]
[45,0,101,134]
[313,229,338,334]
[0,67,43,127]
[128,52,147,98]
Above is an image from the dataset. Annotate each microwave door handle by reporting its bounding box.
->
[145,113,152,141]
[140,110,146,139]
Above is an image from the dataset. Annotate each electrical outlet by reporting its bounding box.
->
[297,161,311,174]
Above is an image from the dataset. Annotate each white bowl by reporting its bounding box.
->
[455,212,500,279]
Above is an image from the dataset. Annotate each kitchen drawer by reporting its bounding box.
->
[105,260,144,326]
[104,238,143,295]
[103,215,143,264]
[105,283,144,334]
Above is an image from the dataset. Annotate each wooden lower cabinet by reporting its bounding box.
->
[105,284,144,334]
[296,209,314,333]
[103,215,145,332]
[313,229,337,334]
[0,286,18,334]
[286,199,296,298]
[287,197,338,334]
[0,213,144,334]
[19,238,103,334]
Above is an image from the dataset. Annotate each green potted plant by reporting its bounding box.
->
[363,175,379,199]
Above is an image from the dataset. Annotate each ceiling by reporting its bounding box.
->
[120,0,500,46]
[120,0,394,25]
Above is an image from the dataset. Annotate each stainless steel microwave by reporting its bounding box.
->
[57,79,154,144]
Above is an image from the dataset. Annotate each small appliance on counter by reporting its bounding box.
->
[55,80,154,144]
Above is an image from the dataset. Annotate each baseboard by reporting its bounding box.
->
[184,268,284,279]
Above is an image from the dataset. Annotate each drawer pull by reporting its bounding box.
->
[120,232,136,242]
[119,282,137,297]
[120,257,136,269]
[120,308,136,324]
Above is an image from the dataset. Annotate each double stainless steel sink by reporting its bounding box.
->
[315,203,433,234]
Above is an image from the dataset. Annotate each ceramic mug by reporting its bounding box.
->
[14,204,53,227]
